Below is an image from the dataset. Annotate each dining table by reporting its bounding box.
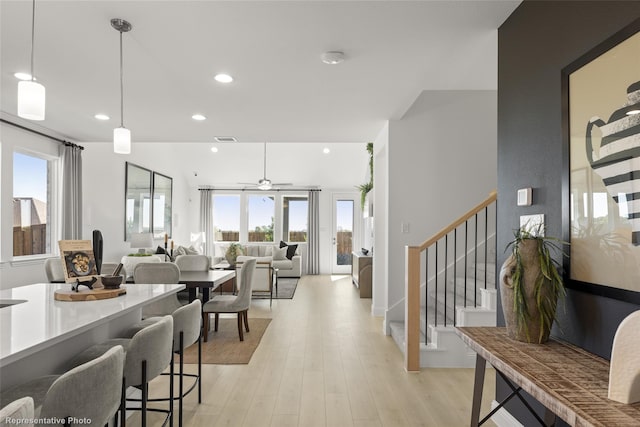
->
[178,269,236,303]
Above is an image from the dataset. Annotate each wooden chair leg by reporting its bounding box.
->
[203,312,209,343]
[237,313,244,341]
[243,310,250,332]
[214,313,219,332]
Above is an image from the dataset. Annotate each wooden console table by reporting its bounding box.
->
[456,327,640,427]
[351,251,372,298]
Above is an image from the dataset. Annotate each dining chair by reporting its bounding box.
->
[44,258,64,282]
[202,258,256,342]
[133,262,183,318]
[0,346,124,427]
[175,254,210,301]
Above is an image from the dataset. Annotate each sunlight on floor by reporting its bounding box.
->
[330,274,349,282]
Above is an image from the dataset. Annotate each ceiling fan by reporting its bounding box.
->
[240,143,292,190]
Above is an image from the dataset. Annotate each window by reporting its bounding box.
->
[213,195,240,241]
[248,195,274,242]
[283,196,308,242]
[13,151,52,256]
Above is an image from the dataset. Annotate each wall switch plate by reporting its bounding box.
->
[517,188,532,206]
[520,214,544,235]
[401,222,410,233]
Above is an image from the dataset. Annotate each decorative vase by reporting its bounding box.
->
[499,239,558,343]
[225,244,243,266]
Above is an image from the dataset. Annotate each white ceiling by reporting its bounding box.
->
[0,0,520,145]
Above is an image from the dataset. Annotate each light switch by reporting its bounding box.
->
[517,188,532,206]
[401,222,410,233]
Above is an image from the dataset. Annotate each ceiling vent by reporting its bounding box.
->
[214,136,237,143]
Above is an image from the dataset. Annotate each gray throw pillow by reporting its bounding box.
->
[273,246,287,261]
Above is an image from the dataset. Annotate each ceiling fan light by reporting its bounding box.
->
[257,178,272,191]
[113,127,131,154]
[17,80,45,120]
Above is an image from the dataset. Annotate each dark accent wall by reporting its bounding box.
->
[497,1,640,425]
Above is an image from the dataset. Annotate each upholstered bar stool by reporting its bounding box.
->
[0,346,124,427]
[68,316,174,427]
[134,263,182,318]
[122,300,203,427]
[44,258,65,282]
[0,397,34,427]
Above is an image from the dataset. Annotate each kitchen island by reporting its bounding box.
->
[0,282,184,390]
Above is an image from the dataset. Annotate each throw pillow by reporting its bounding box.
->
[155,246,166,254]
[186,245,200,255]
[273,246,287,261]
[279,241,298,260]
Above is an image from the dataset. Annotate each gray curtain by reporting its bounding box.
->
[307,190,320,274]
[60,144,83,239]
[200,189,213,257]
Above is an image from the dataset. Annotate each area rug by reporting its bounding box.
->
[181,318,271,364]
[252,277,298,300]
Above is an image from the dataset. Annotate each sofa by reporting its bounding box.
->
[215,243,302,278]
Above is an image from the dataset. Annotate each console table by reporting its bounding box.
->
[456,327,640,427]
[351,251,372,298]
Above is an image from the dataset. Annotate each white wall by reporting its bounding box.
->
[385,90,497,322]
[372,123,389,318]
[82,143,193,263]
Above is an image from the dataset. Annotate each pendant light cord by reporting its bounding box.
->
[119,30,124,128]
[30,0,36,81]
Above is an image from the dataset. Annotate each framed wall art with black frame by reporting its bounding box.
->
[562,18,640,303]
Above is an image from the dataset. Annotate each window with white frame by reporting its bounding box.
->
[248,195,275,242]
[282,195,308,242]
[213,195,240,242]
[13,151,54,257]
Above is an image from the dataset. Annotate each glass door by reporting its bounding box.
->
[332,196,356,274]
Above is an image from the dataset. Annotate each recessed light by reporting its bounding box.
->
[214,74,234,83]
[323,147,331,154]
[14,72,32,81]
[94,114,110,121]
[210,146,219,153]
[192,114,206,121]
[626,110,640,115]
[321,51,345,65]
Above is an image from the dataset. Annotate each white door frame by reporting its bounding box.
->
[331,193,360,274]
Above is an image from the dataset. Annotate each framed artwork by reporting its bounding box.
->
[563,18,640,302]
[125,162,152,241]
[152,172,173,239]
[59,240,98,283]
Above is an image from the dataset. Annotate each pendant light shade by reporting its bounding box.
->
[18,80,45,120]
[113,127,131,154]
[18,0,45,121]
[111,18,132,154]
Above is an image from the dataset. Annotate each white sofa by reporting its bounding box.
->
[216,243,302,278]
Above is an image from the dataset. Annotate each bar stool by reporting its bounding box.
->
[0,397,34,427]
[68,316,174,427]
[122,300,203,427]
[0,346,124,426]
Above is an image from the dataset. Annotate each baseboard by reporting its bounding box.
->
[490,400,523,427]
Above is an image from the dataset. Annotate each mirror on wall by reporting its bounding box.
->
[125,162,152,241]
[152,172,172,239]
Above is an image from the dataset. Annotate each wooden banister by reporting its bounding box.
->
[404,190,497,372]
[416,191,497,252]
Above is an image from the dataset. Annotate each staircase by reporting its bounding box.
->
[397,191,498,370]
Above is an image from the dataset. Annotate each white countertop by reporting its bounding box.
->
[0,282,184,367]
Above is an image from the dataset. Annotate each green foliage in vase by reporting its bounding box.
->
[356,142,374,211]
[504,226,568,342]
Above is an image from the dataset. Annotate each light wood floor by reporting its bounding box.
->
[141,274,496,427]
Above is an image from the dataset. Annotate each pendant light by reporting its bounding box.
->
[17,0,45,121]
[111,18,132,154]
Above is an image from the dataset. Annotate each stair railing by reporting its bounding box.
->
[405,191,497,371]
